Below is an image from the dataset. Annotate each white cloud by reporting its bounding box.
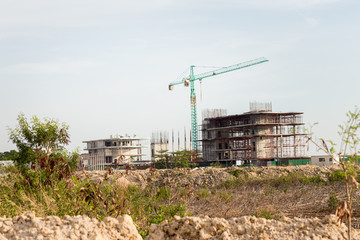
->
[304,17,320,27]
[0,0,339,29]
[0,61,102,75]
[0,0,176,28]
[195,0,339,10]
[239,0,339,8]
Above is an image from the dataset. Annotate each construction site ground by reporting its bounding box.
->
[79,164,360,228]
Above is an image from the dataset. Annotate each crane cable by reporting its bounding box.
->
[195,65,224,69]
[174,67,189,83]
[200,80,202,102]
[196,66,223,103]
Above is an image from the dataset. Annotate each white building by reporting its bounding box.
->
[151,142,169,161]
[83,134,149,170]
[311,155,338,167]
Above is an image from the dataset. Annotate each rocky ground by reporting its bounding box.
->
[1,212,358,240]
[0,212,142,240]
[77,164,342,188]
[146,214,359,240]
[2,165,360,239]
[78,165,360,220]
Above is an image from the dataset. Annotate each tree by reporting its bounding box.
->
[8,113,70,165]
[0,150,19,160]
[154,150,198,169]
[154,149,170,169]
[7,113,80,183]
[307,107,360,240]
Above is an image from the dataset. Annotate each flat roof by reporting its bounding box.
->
[83,137,150,143]
[204,111,303,121]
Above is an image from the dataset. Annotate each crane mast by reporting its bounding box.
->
[169,57,269,151]
[189,66,198,150]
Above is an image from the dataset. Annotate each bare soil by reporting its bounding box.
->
[79,165,360,227]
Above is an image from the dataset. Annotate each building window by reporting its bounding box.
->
[218,143,222,149]
[105,141,111,147]
[329,158,333,162]
[319,158,325,162]
[105,156,112,163]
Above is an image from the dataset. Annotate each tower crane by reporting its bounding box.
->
[169,57,269,151]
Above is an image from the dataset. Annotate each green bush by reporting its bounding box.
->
[220,178,244,189]
[155,187,171,201]
[228,169,245,178]
[149,203,186,225]
[301,175,326,185]
[328,192,339,209]
[210,162,221,168]
[196,188,210,199]
[217,190,233,203]
[252,209,274,220]
[328,170,346,182]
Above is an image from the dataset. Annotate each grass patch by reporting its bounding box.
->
[0,166,188,238]
[228,169,245,178]
[328,192,339,209]
[217,190,234,203]
[300,175,326,185]
[196,188,211,199]
[328,170,346,182]
[252,209,274,220]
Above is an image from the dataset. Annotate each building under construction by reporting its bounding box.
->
[151,131,169,161]
[83,134,149,170]
[201,103,308,166]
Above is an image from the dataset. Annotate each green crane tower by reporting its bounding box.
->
[169,57,269,151]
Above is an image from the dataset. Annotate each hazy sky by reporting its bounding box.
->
[0,0,359,156]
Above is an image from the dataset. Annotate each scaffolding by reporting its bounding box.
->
[201,107,308,166]
[83,135,149,170]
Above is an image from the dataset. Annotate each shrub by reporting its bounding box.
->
[220,178,244,189]
[155,187,171,201]
[328,192,339,209]
[210,162,221,168]
[328,170,346,182]
[228,169,245,178]
[301,175,326,185]
[252,209,274,220]
[196,188,210,199]
[217,190,233,203]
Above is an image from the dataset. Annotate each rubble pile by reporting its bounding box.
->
[0,213,142,240]
[77,164,343,188]
[0,213,360,240]
[1,212,358,240]
[146,214,358,240]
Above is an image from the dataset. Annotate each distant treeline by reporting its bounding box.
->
[0,150,19,160]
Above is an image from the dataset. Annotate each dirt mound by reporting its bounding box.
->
[78,165,342,188]
[77,167,233,188]
[146,215,359,240]
[1,212,358,240]
[0,212,142,240]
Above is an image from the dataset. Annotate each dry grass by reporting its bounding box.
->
[184,176,360,223]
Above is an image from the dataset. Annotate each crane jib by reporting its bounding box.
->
[169,57,269,151]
